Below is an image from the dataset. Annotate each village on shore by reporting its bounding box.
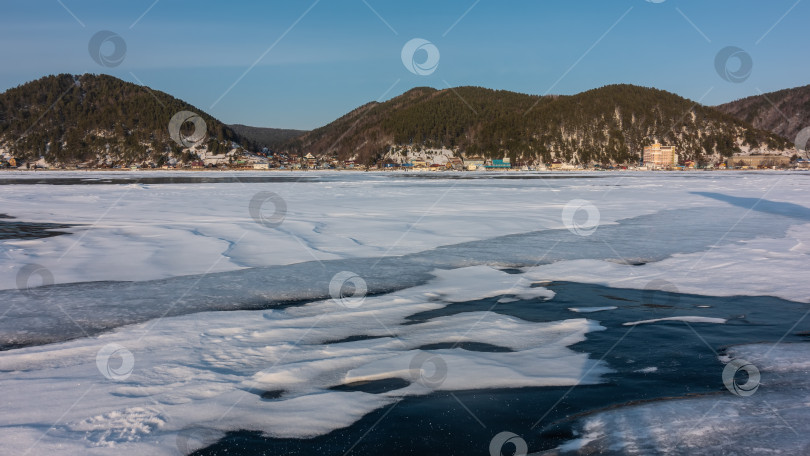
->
[2,142,808,172]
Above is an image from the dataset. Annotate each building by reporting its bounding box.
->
[412,160,428,171]
[446,157,464,170]
[462,156,485,168]
[253,163,269,170]
[643,143,678,169]
[485,157,511,170]
[727,154,791,168]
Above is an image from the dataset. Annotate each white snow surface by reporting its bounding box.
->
[0,171,806,302]
[0,265,608,455]
[2,171,810,454]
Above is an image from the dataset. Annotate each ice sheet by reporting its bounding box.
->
[2,171,810,455]
[0,266,609,455]
[3,173,809,347]
[523,219,810,305]
[2,171,807,290]
[558,342,810,455]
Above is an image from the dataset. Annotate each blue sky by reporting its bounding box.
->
[1,0,807,129]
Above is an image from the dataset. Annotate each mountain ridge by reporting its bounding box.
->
[716,84,810,143]
[0,74,799,167]
[280,83,790,166]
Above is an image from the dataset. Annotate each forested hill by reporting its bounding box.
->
[0,75,795,167]
[0,74,241,166]
[716,84,810,142]
[281,84,790,165]
[227,124,307,150]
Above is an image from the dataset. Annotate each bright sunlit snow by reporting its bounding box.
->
[0,265,607,454]
[0,171,808,455]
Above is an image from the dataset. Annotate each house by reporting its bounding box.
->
[462,156,485,169]
[412,160,428,171]
[253,163,269,170]
[486,158,511,170]
[446,157,464,170]
[550,160,564,170]
[304,153,317,168]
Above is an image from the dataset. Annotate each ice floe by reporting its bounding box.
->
[569,306,618,313]
[558,342,810,455]
[0,266,609,455]
[622,316,727,326]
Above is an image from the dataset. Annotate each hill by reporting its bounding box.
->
[281,85,790,165]
[0,74,243,167]
[716,84,810,142]
[227,124,306,151]
[0,76,796,168]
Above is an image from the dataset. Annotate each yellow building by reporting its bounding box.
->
[411,160,428,171]
[727,154,790,168]
[643,143,678,169]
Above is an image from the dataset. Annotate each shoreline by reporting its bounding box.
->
[0,167,806,173]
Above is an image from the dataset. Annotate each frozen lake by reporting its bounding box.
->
[0,171,808,455]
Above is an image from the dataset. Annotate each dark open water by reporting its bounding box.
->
[0,214,76,240]
[194,281,810,455]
